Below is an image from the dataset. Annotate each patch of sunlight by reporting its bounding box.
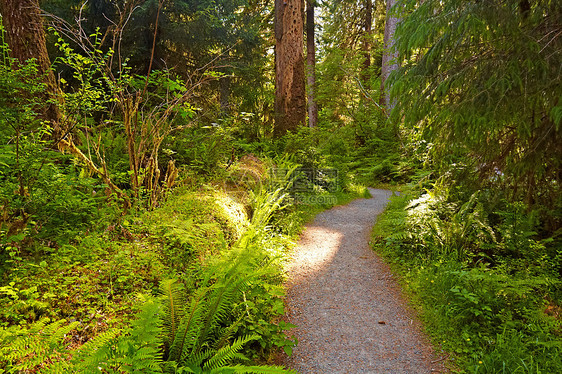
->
[292,227,343,273]
[406,192,437,218]
[213,191,249,241]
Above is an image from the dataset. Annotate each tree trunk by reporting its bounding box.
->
[381,0,399,111]
[274,0,306,136]
[362,0,373,85]
[306,0,318,128]
[0,0,61,126]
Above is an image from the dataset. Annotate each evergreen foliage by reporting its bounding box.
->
[392,0,562,207]
[43,0,273,120]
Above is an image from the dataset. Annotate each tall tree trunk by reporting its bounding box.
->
[274,0,306,136]
[362,0,373,85]
[306,0,318,128]
[0,0,61,126]
[381,0,399,111]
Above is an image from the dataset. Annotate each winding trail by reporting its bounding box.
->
[281,189,442,373]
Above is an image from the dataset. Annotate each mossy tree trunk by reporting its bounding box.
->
[361,0,373,85]
[274,0,306,136]
[306,0,318,128]
[381,0,399,111]
[0,0,62,127]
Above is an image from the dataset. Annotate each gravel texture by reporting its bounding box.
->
[280,189,443,373]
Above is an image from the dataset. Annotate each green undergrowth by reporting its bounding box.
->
[371,186,562,373]
[0,155,367,372]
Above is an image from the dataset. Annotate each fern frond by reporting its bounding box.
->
[214,314,243,350]
[71,328,121,372]
[43,361,73,373]
[1,318,78,372]
[126,299,164,373]
[194,282,239,356]
[169,286,208,362]
[160,278,185,350]
[131,299,164,341]
[73,299,164,373]
[203,334,257,370]
[213,364,299,373]
[182,348,214,370]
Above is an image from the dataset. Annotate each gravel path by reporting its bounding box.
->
[281,188,442,373]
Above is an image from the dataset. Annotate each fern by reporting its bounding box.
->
[160,248,290,373]
[161,278,186,357]
[0,318,78,373]
[70,327,121,372]
[72,299,163,373]
[202,334,256,370]
[213,314,244,351]
[65,178,294,374]
[168,286,208,363]
[124,299,164,373]
[166,267,260,362]
[169,335,296,374]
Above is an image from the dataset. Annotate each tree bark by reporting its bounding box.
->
[306,0,318,128]
[381,0,399,111]
[0,0,61,126]
[274,0,306,136]
[362,0,373,85]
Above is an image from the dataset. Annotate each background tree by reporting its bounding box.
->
[0,0,61,126]
[44,0,273,130]
[306,0,318,128]
[380,0,398,110]
[392,0,562,214]
[316,0,386,128]
[361,0,373,85]
[274,0,306,135]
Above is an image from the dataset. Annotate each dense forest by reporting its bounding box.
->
[0,0,560,372]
